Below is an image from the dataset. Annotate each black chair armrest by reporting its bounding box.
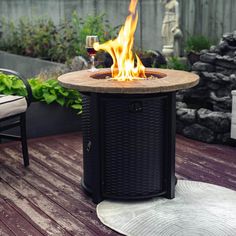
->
[0,68,33,105]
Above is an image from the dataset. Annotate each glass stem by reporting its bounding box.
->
[91,55,95,70]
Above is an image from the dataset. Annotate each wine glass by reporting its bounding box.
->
[86,35,99,71]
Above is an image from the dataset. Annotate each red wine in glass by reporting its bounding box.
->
[86,36,99,71]
[86,47,97,56]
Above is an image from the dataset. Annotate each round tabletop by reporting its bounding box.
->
[58,68,199,94]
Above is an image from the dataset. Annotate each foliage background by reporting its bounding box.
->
[0,13,119,63]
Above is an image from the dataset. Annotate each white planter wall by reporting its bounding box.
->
[231,91,236,139]
[0,51,66,78]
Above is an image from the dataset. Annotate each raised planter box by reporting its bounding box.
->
[0,51,80,138]
[0,50,66,78]
[7,102,81,138]
[231,90,236,139]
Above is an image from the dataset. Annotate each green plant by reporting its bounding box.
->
[72,13,119,58]
[0,72,27,96]
[160,57,188,71]
[0,18,57,59]
[185,35,211,53]
[0,14,119,63]
[0,72,82,113]
[29,78,82,113]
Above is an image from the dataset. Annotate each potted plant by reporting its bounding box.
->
[185,35,211,65]
[0,72,83,138]
[135,50,167,68]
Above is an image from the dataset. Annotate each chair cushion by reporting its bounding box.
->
[0,94,27,120]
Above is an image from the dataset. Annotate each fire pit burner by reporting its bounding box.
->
[58,68,199,203]
[90,69,167,80]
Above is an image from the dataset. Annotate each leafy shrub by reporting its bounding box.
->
[185,35,211,53]
[160,57,188,71]
[0,13,119,63]
[0,72,27,96]
[29,78,82,113]
[0,18,57,59]
[0,73,82,113]
[72,13,120,58]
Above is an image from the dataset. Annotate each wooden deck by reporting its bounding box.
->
[0,132,235,236]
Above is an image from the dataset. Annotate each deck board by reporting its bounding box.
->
[176,135,236,190]
[0,132,235,236]
[0,219,15,236]
[0,178,70,236]
[0,198,44,236]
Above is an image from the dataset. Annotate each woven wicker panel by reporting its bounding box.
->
[82,94,93,190]
[102,96,166,198]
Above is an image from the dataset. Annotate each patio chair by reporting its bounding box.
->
[0,68,32,167]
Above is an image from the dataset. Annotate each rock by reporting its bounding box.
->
[192,62,215,72]
[177,108,197,124]
[217,55,234,62]
[214,89,232,100]
[201,72,235,86]
[70,56,89,70]
[176,93,184,102]
[216,133,231,143]
[215,66,234,75]
[212,105,230,112]
[209,45,220,54]
[202,72,221,83]
[217,40,229,53]
[222,76,231,82]
[223,31,236,47]
[209,46,215,52]
[176,102,187,109]
[146,50,167,67]
[216,55,236,69]
[139,55,153,67]
[200,49,209,54]
[217,73,228,80]
[179,31,236,144]
[200,53,217,63]
[187,52,201,65]
[212,102,232,112]
[176,120,185,134]
[197,108,231,132]
[207,82,220,90]
[183,124,215,143]
[211,93,232,109]
[210,91,231,102]
[182,86,209,102]
[230,74,236,81]
[223,32,233,40]
[96,52,113,68]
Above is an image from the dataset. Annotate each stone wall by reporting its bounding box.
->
[176,31,236,144]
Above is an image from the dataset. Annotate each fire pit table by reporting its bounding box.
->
[58,68,199,203]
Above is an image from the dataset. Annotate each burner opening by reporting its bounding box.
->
[90,70,167,80]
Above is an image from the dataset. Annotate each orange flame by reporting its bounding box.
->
[94,0,146,81]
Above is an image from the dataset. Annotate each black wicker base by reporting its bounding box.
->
[82,92,176,203]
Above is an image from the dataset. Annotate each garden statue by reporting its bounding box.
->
[161,0,183,58]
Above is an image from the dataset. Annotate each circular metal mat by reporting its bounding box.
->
[97,180,236,236]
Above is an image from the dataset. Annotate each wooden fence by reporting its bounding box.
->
[0,0,235,52]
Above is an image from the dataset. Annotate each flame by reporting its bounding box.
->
[94,0,146,81]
